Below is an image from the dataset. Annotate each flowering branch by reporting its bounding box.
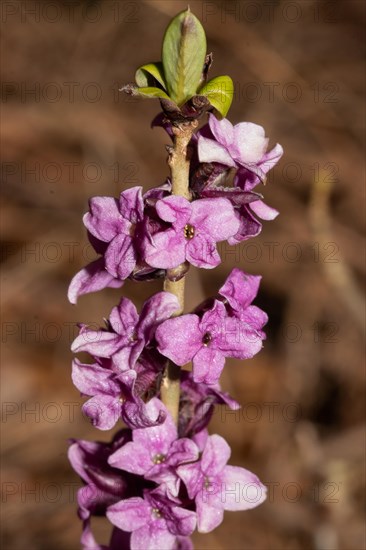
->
[67,9,284,550]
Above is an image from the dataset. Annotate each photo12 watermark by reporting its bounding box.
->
[200,1,340,24]
[1,1,140,24]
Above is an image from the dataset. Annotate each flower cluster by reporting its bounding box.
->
[69,400,267,550]
[68,11,282,548]
[68,112,281,548]
[68,115,282,306]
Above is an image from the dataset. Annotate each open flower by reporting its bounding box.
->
[68,431,136,548]
[177,434,267,533]
[68,431,132,518]
[109,398,198,496]
[68,10,280,548]
[84,186,144,279]
[196,114,283,243]
[68,187,146,303]
[144,195,240,269]
[107,487,196,550]
[156,299,267,385]
[198,114,282,181]
[71,292,180,370]
[228,145,282,243]
[72,360,166,430]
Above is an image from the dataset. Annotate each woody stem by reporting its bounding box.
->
[160,121,198,425]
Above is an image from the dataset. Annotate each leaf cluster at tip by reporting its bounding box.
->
[130,9,234,118]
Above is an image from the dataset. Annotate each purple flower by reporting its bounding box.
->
[68,431,131,516]
[108,398,198,497]
[107,487,196,550]
[72,360,165,430]
[144,196,240,269]
[68,431,135,548]
[197,115,283,243]
[198,114,282,181]
[177,433,267,533]
[71,292,180,370]
[84,186,144,278]
[156,298,267,385]
[68,187,146,304]
[235,143,283,195]
[227,145,282,243]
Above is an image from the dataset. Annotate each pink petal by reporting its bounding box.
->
[112,346,135,372]
[132,398,177,453]
[68,440,101,483]
[80,519,103,550]
[233,122,268,164]
[71,330,122,357]
[240,305,268,331]
[110,400,174,472]
[192,429,209,452]
[168,438,200,467]
[138,292,181,342]
[148,470,181,499]
[145,229,186,269]
[201,434,231,476]
[216,316,264,359]
[84,197,128,242]
[208,114,234,148]
[131,524,176,550]
[198,136,236,167]
[109,298,138,336]
[238,162,267,182]
[186,234,221,269]
[219,465,267,510]
[219,268,262,311]
[105,234,137,279]
[83,394,121,430]
[107,497,150,531]
[165,506,197,536]
[156,196,191,226]
[192,347,225,385]
[71,359,120,396]
[119,186,144,224]
[190,198,240,241]
[227,205,262,245]
[200,300,227,336]
[156,315,202,366]
[249,199,279,220]
[177,462,203,500]
[260,143,284,173]
[67,259,123,304]
[195,492,224,534]
[108,440,151,475]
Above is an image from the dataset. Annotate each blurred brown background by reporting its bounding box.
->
[1,1,365,549]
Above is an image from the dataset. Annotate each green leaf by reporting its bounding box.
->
[162,9,207,105]
[199,75,234,117]
[135,63,167,90]
[134,86,170,100]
